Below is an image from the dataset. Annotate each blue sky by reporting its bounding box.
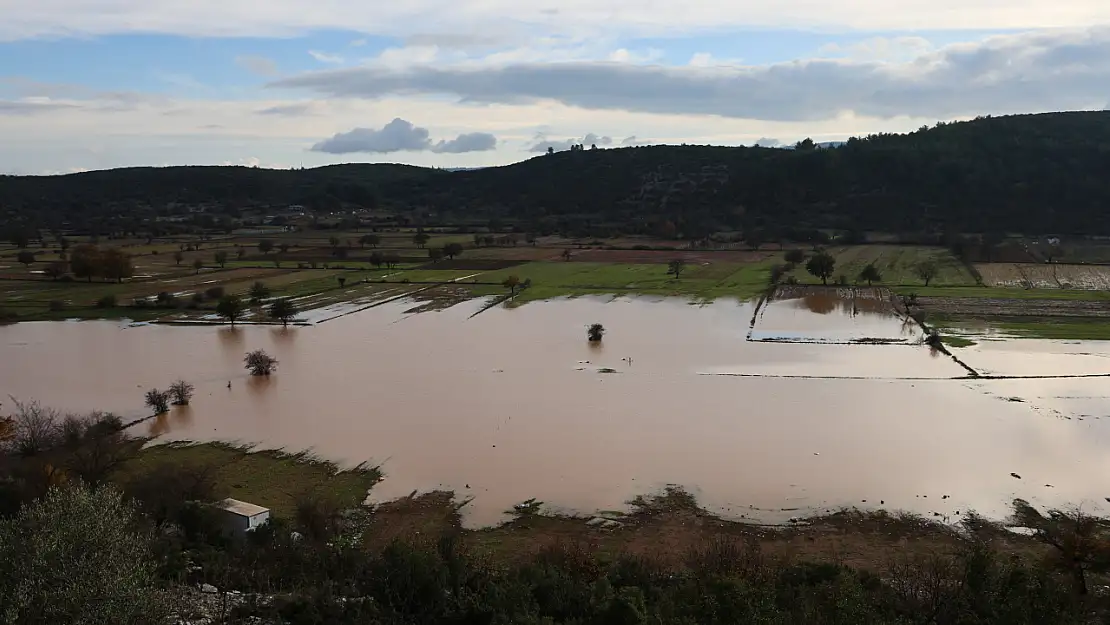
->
[1,1,1109,174]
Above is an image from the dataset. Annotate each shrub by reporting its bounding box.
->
[204,286,225,300]
[95,295,117,308]
[48,300,65,312]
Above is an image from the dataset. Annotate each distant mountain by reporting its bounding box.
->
[5,111,1110,236]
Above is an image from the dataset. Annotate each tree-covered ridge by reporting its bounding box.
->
[5,111,1110,236]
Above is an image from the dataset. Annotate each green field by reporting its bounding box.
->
[470,260,778,303]
[939,318,1110,341]
[783,245,975,287]
[114,442,381,519]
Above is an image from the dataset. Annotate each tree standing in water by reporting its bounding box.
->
[587,323,605,342]
[244,349,278,376]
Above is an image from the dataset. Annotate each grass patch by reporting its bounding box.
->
[114,441,381,519]
[468,260,776,303]
[941,335,977,348]
[937,316,1110,341]
[781,245,975,287]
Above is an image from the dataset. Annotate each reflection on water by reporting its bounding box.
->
[3,297,1110,527]
[753,287,921,343]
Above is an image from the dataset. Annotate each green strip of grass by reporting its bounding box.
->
[114,442,381,519]
[468,261,776,303]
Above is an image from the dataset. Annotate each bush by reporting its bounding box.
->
[191,292,204,304]
[58,274,74,283]
[48,300,65,312]
[204,286,225,300]
[95,295,117,308]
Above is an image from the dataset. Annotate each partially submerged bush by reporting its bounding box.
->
[244,349,278,376]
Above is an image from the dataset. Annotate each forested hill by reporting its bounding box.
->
[4,111,1110,237]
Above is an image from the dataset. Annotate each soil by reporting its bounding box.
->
[568,249,771,264]
[920,296,1110,318]
[361,490,1048,572]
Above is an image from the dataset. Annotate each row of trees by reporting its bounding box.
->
[34,244,134,283]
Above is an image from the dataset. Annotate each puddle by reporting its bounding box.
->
[3,297,1110,527]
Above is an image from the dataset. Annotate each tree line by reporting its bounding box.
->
[6,111,1110,240]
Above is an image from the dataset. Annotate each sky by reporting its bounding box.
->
[2,1,1110,174]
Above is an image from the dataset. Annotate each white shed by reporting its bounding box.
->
[217,498,271,536]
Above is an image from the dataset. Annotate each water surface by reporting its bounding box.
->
[3,297,1109,526]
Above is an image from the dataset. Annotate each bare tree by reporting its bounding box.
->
[168,380,195,405]
[144,389,170,414]
[245,349,279,376]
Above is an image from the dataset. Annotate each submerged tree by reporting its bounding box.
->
[168,380,195,405]
[215,295,245,325]
[144,389,170,414]
[268,298,298,326]
[244,349,279,376]
[587,323,605,342]
[806,252,836,285]
[667,259,687,279]
[858,263,882,286]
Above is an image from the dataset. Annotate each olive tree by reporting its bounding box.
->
[216,295,245,325]
[0,483,162,624]
[244,349,279,376]
[915,260,939,286]
[858,263,882,286]
[268,298,298,326]
[805,252,836,285]
[249,281,271,304]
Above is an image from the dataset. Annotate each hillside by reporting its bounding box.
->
[4,111,1110,237]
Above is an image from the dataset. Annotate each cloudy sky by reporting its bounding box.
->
[2,1,1110,174]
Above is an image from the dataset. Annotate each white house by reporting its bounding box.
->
[217,498,271,536]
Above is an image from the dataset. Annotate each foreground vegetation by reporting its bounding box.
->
[5,400,1110,623]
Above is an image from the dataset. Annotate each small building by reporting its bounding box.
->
[216,498,271,536]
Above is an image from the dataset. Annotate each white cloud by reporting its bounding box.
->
[257,101,324,115]
[235,54,278,76]
[432,132,497,153]
[529,132,614,152]
[310,118,497,154]
[0,98,77,115]
[308,50,344,64]
[4,0,1110,41]
[753,137,781,147]
[818,36,934,63]
[271,28,1110,122]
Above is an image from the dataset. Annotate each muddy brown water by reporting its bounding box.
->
[3,297,1110,527]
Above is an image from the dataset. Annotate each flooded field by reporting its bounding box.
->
[3,295,1110,527]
